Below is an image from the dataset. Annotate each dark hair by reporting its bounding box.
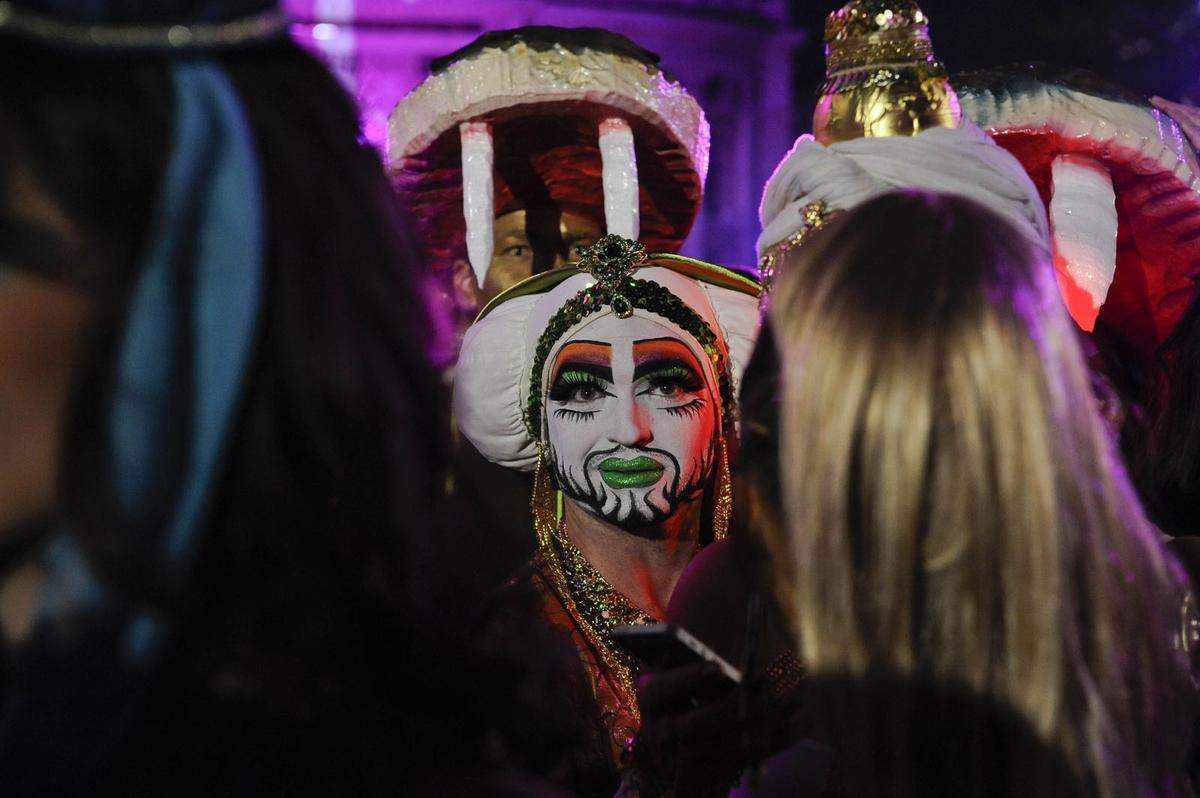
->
[1130,285,1200,537]
[0,35,446,793]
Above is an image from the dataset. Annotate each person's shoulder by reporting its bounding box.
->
[493,551,553,604]
[667,539,750,622]
[678,538,741,589]
[474,553,559,643]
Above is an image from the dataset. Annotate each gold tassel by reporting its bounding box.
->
[712,435,733,540]
[532,443,558,550]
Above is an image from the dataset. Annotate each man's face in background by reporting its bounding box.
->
[453,207,602,314]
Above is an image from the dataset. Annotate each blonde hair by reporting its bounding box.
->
[765,190,1192,797]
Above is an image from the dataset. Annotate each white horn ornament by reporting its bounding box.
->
[1049,154,1118,331]
[460,121,495,288]
[599,117,640,240]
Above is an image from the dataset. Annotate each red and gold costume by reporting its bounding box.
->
[457,238,761,792]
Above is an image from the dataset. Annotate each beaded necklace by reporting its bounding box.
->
[552,526,655,655]
[539,516,649,726]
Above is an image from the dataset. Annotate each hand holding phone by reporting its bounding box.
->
[619,623,746,793]
[611,621,743,683]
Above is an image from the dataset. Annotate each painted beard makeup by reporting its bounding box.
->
[545,313,718,528]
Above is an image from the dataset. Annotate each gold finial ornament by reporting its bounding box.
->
[813,0,961,145]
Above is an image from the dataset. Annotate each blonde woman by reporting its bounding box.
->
[754,190,1194,797]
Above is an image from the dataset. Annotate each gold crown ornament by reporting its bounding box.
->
[813,0,961,144]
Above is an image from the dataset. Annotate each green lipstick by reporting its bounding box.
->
[598,456,665,489]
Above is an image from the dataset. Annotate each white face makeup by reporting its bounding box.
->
[545,313,719,528]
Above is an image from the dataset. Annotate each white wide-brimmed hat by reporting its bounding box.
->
[388,26,709,289]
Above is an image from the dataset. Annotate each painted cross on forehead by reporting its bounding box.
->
[546,324,718,527]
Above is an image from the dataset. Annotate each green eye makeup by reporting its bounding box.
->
[549,369,609,402]
[641,364,703,392]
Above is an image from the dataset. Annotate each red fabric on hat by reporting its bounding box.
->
[494,144,606,225]
[393,109,701,274]
[989,129,1200,361]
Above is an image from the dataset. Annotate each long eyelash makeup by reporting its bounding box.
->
[553,408,598,421]
[663,398,706,418]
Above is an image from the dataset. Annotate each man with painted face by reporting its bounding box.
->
[455,236,760,793]
[388,27,712,614]
[548,327,717,529]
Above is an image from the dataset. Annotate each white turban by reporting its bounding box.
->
[454,265,761,472]
[757,122,1050,260]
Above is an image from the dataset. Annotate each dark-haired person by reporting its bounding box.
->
[388,25,714,616]
[1130,286,1200,792]
[1126,284,1200,542]
[0,3,465,795]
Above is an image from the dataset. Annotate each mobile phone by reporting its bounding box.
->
[611,622,743,684]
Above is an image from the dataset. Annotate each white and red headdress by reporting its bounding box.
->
[958,66,1200,361]
[387,26,710,288]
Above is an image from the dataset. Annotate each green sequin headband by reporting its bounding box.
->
[523,235,739,442]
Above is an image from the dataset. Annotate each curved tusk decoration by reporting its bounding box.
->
[460,121,494,288]
[1049,154,1118,332]
[599,117,640,240]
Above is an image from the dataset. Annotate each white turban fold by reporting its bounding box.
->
[757,122,1051,261]
[454,265,761,472]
